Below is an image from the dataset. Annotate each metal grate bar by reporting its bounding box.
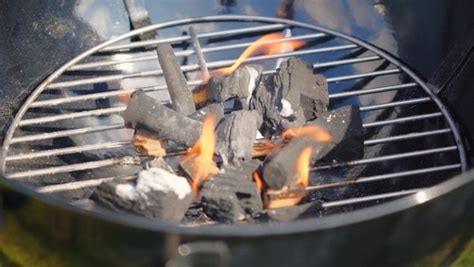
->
[11,124,125,144]
[71,33,325,71]
[311,146,458,171]
[49,44,358,90]
[6,141,131,161]
[364,128,451,145]
[359,97,431,112]
[313,55,381,69]
[327,68,401,83]
[321,189,421,208]
[362,112,443,128]
[307,164,460,191]
[18,106,125,127]
[37,175,137,193]
[329,83,418,99]
[100,24,288,52]
[6,157,138,179]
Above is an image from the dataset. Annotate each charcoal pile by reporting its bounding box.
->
[91,57,364,225]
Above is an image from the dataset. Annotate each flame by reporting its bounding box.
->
[203,32,306,81]
[267,197,301,209]
[282,125,333,143]
[295,147,313,187]
[252,171,265,192]
[182,114,218,195]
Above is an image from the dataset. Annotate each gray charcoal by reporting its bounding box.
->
[201,191,244,223]
[250,73,305,137]
[121,90,202,147]
[216,110,262,165]
[146,157,175,173]
[200,160,262,222]
[250,58,329,137]
[278,58,329,120]
[207,65,262,108]
[257,201,322,222]
[92,167,193,224]
[188,103,225,123]
[263,105,363,189]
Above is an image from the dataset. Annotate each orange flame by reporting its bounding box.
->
[282,125,333,143]
[182,114,218,195]
[203,32,306,81]
[295,147,313,187]
[252,171,265,192]
[192,86,209,105]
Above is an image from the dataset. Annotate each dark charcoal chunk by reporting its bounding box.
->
[91,168,193,224]
[121,90,202,147]
[188,103,225,123]
[256,201,322,222]
[207,65,262,108]
[250,74,304,137]
[250,58,329,137]
[201,191,244,223]
[263,105,363,189]
[216,110,262,165]
[278,58,329,120]
[200,160,262,222]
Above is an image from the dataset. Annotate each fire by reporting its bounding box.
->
[282,125,333,143]
[252,171,265,192]
[203,32,306,81]
[295,147,313,187]
[182,114,219,196]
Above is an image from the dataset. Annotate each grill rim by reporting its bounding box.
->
[0,15,468,233]
[0,160,472,237]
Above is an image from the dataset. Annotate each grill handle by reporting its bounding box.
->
[166,241,231,267]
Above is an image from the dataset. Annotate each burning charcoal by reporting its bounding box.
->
[216,110,262,165]
[200,160,262,222]
[257,201,322,222]
[207,65,262,108]
[188,103,225,123]
[92,167,192,223]
[250,73,305,137]
[263,105,363,189]
[278,58,329,120]
[121,90,202,147]
[250,58,329,136]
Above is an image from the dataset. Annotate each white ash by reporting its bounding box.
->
[279,99,295,117]
[136,168,191,199]
[245,66,260,106]
[115,183,139,201]
[114,168,191,201]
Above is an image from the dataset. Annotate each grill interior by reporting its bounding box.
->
[0,16,466,217]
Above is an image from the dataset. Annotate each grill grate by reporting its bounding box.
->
[0,16,466,213]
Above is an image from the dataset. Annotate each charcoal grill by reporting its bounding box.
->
[1,15,466,212]
[0,14,472,267]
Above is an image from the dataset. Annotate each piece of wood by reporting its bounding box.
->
[133,131,167,157]
[122,90,202,147]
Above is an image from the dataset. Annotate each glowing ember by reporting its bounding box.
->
[182,114,219,196]
[192,86,209,105]
[295,147,313,187]
[252,171,265,192]
[282,125,333,143]
[252,140,281,157]
[203,32,306,81]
